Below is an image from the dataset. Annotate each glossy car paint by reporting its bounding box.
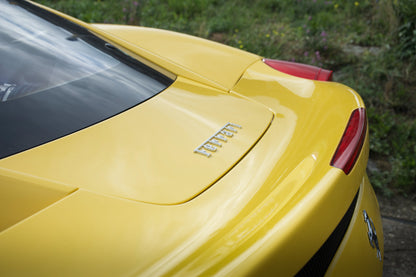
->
[0,1,383,276]
[0,77,273,204]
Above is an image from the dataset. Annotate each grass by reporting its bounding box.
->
[34,0,416,196]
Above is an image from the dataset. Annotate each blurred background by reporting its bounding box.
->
[33,0,416,275]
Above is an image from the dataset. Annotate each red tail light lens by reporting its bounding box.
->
[263,59,333,81]
[330,108,367,174]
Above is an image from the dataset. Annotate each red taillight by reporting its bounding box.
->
[330,108,367,175]
[263,59,333,81]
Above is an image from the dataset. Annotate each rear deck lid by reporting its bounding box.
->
[0,77,273,204]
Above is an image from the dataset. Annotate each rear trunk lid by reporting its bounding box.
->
[0,77,273,204]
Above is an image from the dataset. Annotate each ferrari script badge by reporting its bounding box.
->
[363,210,382,261]
[194,123,242,157]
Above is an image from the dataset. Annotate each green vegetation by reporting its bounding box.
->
[34,0,415,195]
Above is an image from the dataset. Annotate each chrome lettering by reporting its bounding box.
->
[194,148,211,157]
[209,139,222,146]
[194,123,242,157]
[221,130,234,137]
[214,134,227,142]
[203,144,217,152]
[225,126,238,132]
[228,123,242,129]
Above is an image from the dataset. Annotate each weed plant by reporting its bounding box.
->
[34,0,416,196]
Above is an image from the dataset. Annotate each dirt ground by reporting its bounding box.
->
[377,193,416,277]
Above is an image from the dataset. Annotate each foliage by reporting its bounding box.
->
[395,0,416,62]
[34,0,416,195]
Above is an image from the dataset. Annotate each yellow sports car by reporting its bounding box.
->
[0,0,383,276]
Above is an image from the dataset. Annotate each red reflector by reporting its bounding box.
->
[263,59,333,81]
[330,108,367,174]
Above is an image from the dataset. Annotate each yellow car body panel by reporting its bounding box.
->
[91,24,260,91]
[0,77,273,204]
[0,2,383,276]
[0,119,382,276]
[325,174,384,277]
[0,167,75,232]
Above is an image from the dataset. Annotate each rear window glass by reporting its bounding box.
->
[0,0,174,159]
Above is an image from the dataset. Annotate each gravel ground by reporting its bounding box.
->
[377,194,416,277]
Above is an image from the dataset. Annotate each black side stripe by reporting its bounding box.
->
[296,190,359,277]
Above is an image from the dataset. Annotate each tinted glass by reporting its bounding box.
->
[0,0,174,159]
